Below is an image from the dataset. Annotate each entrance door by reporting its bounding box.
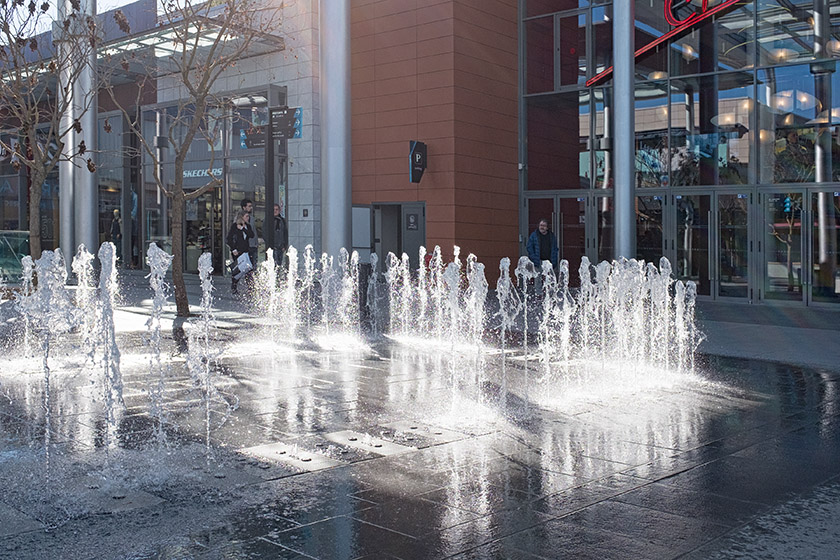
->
[185,187,221,273]
[674,194,712,296]
[760,191,804,302]
[372,203,426,269]
[716,192,751,299]
[808,190,840,305]
[636,194,665,265]
[526,196,587,274]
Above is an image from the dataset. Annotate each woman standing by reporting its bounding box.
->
[226,210,254,295]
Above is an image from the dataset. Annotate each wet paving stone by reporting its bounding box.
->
[351,497,480,539]
[266,515,428,559]
[611,481,769,528]
[664,454,838,506]
[0,502,43,538]
[498,517,675,560]
[558,498,732,555]
[446,540,553,559]
[3,323,840,559]
[421,508,555,556]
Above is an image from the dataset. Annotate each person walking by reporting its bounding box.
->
[226,209,254,295]
[526,218,558,270]
[240,198,258,267]
[110,209,122,264]
[273,202,287,266]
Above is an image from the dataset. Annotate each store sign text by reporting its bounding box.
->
[183,168,222,178]
[585,0,741,87]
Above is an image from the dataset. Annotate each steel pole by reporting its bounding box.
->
[57,0,75,264]
[612,1,636,259]
[320,0,352,258]
[73,0,98,256]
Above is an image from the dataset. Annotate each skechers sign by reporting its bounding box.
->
[183,168,222,178]
[585,0,741,87]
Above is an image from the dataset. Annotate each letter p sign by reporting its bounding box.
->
[409,140,427,183]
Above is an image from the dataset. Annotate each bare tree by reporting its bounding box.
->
[101,0,283,316]
[0,0,97,258]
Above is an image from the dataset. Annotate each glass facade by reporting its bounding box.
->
[523,0,840,304]
[138,92,284,274]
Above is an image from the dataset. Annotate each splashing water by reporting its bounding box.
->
[98,242,124,454]
[15,249,82,477]
[145,243,173,447]
[71,245,96,364]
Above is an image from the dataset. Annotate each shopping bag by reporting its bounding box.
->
[234,252,252,280]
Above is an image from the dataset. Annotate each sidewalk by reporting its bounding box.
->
[696,300,840,371]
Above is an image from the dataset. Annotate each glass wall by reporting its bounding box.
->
[522,0,840,303]
[526,91,590,190]
[140,92,271,273]
[523,0,840,192]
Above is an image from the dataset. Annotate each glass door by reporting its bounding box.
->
[636,195,664,265]
[717,193,750,299]
[761,191,804,302]
[526,196,588,274]
[595,194,613,263]
[809,190,840,305]
[674,194,712,297]
[556,197,587,277]
[184,186,221,274]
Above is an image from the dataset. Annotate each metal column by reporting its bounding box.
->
[319,0,352,258]
[612,1,635,259]
[73,0,98,255]
[57,0,75,262]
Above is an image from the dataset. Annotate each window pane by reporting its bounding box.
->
[526,92,590,190]
[758,0,815,66]
[670,1,755,76]
[757,64,821,184]
[634,2,668,80]
[527,0,587,18]
[593,87,610,188]
[592,6,612,78]
[527,17,555,94]
[635,81,669,188]
[558,13,587,86]
[670,72,753,186]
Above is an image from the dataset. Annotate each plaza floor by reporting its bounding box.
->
[0,270,839,560]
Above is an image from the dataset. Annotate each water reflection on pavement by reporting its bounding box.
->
[0,327,838,560]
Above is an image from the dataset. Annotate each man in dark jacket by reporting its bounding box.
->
[526,218,558,270]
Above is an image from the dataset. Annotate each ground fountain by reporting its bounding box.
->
[145,242,173,446]
[0,240,714,558]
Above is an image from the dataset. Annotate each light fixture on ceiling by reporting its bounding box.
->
[769,47,797,62]
[710,113,737,126]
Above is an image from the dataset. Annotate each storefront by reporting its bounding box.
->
[135,89,287,274]
[522,0,840,305]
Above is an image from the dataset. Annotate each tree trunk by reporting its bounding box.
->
[29,170,42,259]
[171,194,191,317]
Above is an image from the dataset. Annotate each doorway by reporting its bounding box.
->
[372,202,426,269]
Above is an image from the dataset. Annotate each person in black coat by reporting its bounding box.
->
[110,209,122,264]
[227,210,254,294]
